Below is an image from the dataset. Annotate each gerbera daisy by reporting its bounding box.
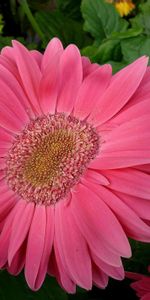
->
[0,38,150,292]
[126,266,150,299]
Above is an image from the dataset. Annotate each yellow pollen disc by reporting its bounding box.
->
[23,131,74,187]
[6,113,100,205]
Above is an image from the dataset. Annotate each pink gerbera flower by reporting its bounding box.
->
[126,266,150,300]
[0,38,150,292]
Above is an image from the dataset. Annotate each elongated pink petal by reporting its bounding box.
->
[92,264,108,288]
[82,56,99,79]
[57,45,83,114]
[71,183,131,259]
[0,78,29,124]
[102,114,150,152]
[55,201,92,289]
[54,237,76,293]
[116,192,150,220]
[0,97,28,133]
[0,63,35,119]
[8,242,25,275]
[142,293,150,300]
[74,65,111,120]
[1,46,16,66]
[0,194,17,221]
[0,203,19,268]
[30,50,43,68]
[41,37,63,71]
[25,205,46,290]
[85,169,110,185]
[94,184,150,242]
[127,66,150,107]
[39,52,61,114]
[89,56,148,125]
[12,40,42,114]
[92,253,124,280]
[34,206,54,290]
[0,126,14,143]
[112,99,150,125]
[8,201,34,265]
[102,168,150,200]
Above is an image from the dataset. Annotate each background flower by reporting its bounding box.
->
[126,266,150,299]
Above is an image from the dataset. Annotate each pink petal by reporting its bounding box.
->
[34,206,54,290]
[55,201,92,289]
[8,200,34,265]
[0,204,18,267]
[0,101,27,133]
[89,56,148,126]
[142,293,150,300]
[0,77,29,125]
[126,271,144,280]
[135,164,150,174]
[82,56,99,79]
[0,61,35,119]
[85,169,110,185]
[1,46,16,66]
[103,115,150,147]
[54,237,76,293]
[95,184,150,242]
[116,192,150,220]
[127,66,150,107]
[111,99,150,125]
[71,183,131,260]
[12,40,42,115]
[25,205,46,290]
[39,51,61,114]
[8,242,25,275]
[92,264,108,288]
[73,65,112,120]
[0,193,17,221]
[57,45,83,114]
[41,37,63,71]
[30,50,43,69]
[92,253,124,280]
[102,168,150,200]
[0,126,14,144]
[90,150,150,170]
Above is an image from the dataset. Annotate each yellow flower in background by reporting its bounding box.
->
[106,0,135,17]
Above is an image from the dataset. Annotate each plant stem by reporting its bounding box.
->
[19,0,45,42]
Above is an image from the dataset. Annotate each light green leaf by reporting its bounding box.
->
[131,0,150,35]
[121,35,150,63]
[82,39,120,64]
[108,60,127,73]
[81,0,128,42]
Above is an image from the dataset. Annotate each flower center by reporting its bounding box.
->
[6,114,99,205]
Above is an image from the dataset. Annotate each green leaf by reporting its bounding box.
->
[131,0,150,35]
[110,27,143,40]
[108,60,127,73]
[81,0,128,42]
[82,39,121,64]
[35,10,90,48]
[121,35,150,63]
